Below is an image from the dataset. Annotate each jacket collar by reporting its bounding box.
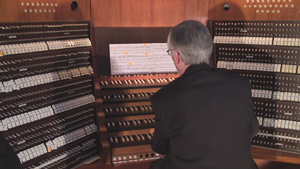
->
[183,63,211,75]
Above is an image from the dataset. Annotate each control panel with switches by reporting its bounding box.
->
[0,21,100,169]
[209,20,300,154]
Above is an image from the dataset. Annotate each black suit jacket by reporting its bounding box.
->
[0,132,23,169]
[150,64,259,169]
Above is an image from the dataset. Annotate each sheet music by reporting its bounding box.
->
[109,43,177,75]
[152,43,177,73]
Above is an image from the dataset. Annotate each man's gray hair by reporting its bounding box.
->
[168,20,213,65]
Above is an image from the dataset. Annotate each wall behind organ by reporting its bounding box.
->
[0,0,91,22]
[208,0,300,21]
[91,0,209,27]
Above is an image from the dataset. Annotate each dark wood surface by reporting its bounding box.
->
[77,146,300,169]
[252,146,300,164]
[77,160,151,169]
[77,159,300,169]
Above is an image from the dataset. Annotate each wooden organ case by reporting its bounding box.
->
[0,0,300,168]
[91,0,210,167]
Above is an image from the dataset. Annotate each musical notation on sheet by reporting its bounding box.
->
[109,43,176,75]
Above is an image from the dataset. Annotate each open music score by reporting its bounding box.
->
[109,43,177,75]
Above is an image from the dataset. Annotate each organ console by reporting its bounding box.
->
[209,20,300,155]
[0,21,99,168]
[0,0,299,169]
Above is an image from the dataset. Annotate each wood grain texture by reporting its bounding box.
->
[252,146,300,164]
[208,0,300,21]
[91,0,209,27]
[0,0,91,22]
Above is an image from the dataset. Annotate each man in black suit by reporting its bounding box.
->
[149,20,259,169]
[0,132,23,169]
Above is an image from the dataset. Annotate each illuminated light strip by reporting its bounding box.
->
[213,36,273,45]
[257,132,300,141]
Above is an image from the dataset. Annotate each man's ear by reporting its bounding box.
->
[174,50,181,65]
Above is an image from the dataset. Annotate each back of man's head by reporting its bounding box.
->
[168,20,213,65]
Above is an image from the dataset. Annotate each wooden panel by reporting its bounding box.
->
[252,147,300,164]
[77,159,300,169]
[208,0,300,20]
[77,160,151,169]
[91,0,209,27]
[0,0,91,22]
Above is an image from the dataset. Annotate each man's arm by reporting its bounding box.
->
[151,115,169,155]
[245,79,259,138]
[250,110,259,138]
[0,132,23,169]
